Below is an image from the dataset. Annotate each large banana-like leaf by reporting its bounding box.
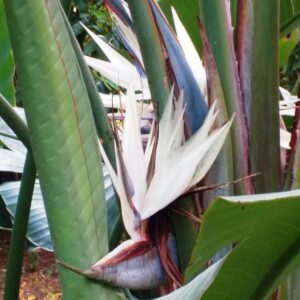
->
[0,0,15,105]
[0,165,117,252]
[0,181,52,251]
[186,190,300,299]
[3,0,122,298]
[0,112,119,250]
[0,149,24,173]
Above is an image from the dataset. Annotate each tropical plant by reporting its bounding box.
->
[1,0,300,299]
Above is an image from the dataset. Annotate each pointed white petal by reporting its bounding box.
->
[111,12,144,67]
[168,90,185,153]
[85,55,149,92]
[171,7,207,97]
[141,113,233,220]
[155,87,175,164]
[279,87,297,117]
[98,142,141,241]
[122,87,147,213]
[188,116,234,187]
[82,23,135,72]
[279,87,298,103]
[181,101,218,153]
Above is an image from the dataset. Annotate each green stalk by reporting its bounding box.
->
[230,0,238,28]
[59,3,116,169]
[236,0,280,192]
[200,22,234,209]
[4,152,36,300]
[0,93,30,149]
[127,0,169,118]
[199,0,254,194]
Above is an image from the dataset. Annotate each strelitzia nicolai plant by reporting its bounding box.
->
[3,0,300,299]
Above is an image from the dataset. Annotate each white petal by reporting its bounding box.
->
[155,87,176,164]
[98,142,141,241]
[171,7,207,97]
[141,112,233,220]
[279,87,298,103]
[188,115,234,187]
[122,86,148,213]
[111,12,144,67]
[82,23,135,72]
[85,55,149,92]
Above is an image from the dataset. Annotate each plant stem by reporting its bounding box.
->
[236,0,280,192]
[127,0,169,118]
[0,93,31,150]
[4,152,36,300]
[199,0,254,194]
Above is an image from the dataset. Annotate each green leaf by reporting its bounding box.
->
[0,111,119,249]
[0,148,24,173]
[60,5,117,170]
[280,29,300,67]
[0,1,15,105]
[3,0,123,298]
[0,166,119,251]
[281,0,294,26]
[0,181,52,251]
[280,0,300,36]
[186,190,300,299]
